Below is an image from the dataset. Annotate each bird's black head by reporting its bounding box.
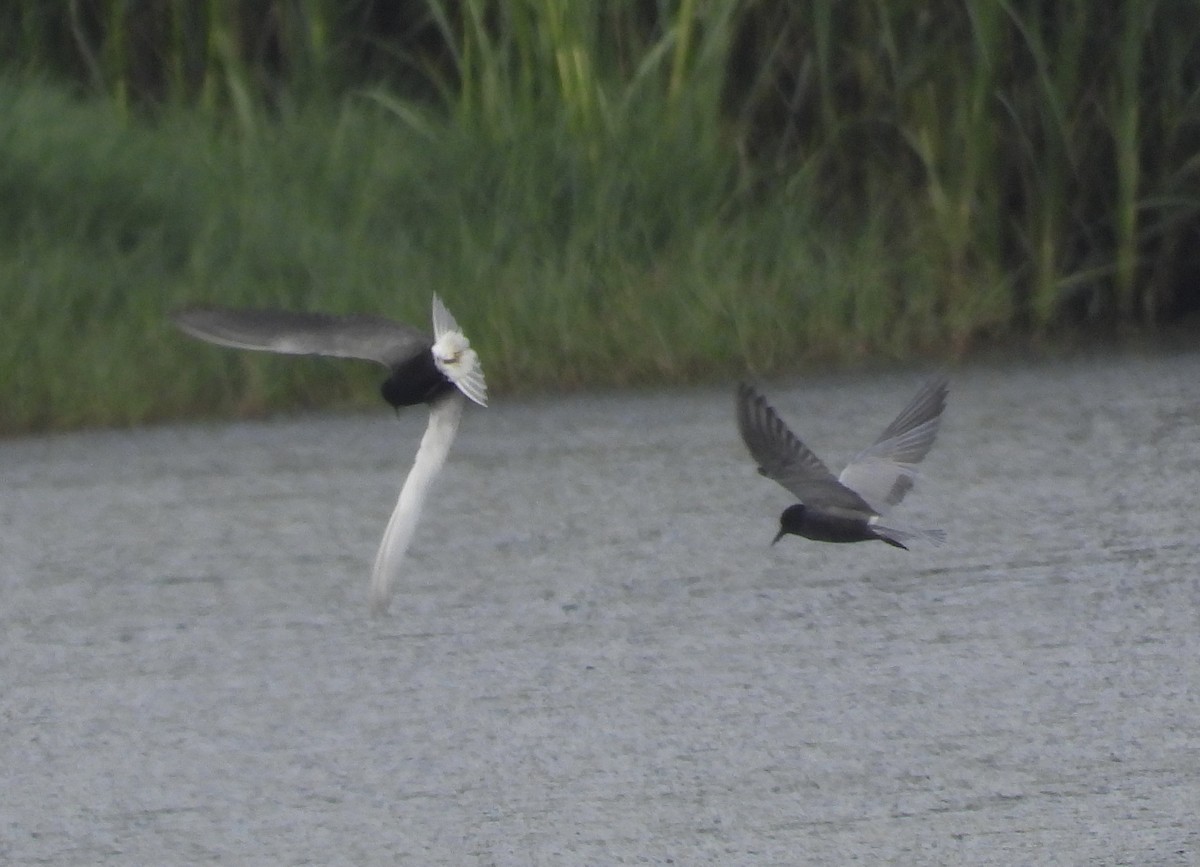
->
[380,351,455,408]
[773,504,807,545]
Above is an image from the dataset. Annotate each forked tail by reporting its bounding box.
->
[872,522,946,549]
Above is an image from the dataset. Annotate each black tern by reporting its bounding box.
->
[736,378,947,549]
[172,295,486,613]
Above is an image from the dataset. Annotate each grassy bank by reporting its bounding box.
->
[3,1,1199,433]
[0,75,967,433]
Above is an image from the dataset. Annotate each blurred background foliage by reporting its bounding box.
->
[3,1,1200,431]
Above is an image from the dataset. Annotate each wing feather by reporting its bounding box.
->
[837,375,948,512]
[736,383,875,513]
[170,308,431,369]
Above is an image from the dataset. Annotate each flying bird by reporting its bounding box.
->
[736,377,947,549]
[171,295,486,613]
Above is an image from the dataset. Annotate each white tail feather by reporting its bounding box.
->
[370,391,465,614]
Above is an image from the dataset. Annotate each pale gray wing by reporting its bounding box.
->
[736,383,875,513]
[170,308,432,369]
[838,375,948,513]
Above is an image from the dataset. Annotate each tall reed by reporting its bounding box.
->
[4,1,1200,431]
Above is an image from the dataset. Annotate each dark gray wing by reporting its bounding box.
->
[736,383,876,513]
[838,375,948,513]
[170,308,432,369]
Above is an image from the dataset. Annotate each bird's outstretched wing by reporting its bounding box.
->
[429,296,488,407]
[736,383,875,513]
[170,308,431,369]
[837,375,948,513]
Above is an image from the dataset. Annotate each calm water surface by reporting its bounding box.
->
[2,353,1198,865]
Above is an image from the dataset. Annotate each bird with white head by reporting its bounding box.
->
[172,294,486,614]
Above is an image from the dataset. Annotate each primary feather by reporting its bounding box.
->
[735,383,876,514]
[837,376,948,513]
[170,308,432,369]
[171,295,488,614]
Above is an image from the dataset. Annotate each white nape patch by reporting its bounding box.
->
[430,296,488,407]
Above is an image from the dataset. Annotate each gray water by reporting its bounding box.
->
[2,353,1198,865]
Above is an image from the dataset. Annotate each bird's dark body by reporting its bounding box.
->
[168,295,487,614]
[737,379,947,553]
[380,352,454,408]
[776,504,907,549]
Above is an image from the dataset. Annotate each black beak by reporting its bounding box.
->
[771,527,786,546]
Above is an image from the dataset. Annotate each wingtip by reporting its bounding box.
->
[168,305,207,327]
[369,590,392,617]
[458,368,489,407]
[168,306,224,340]
[735,381,762,414]
[431,294,460,340]
[925,372,951,403]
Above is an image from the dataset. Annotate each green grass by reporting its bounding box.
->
[0,72,965,434]
[3,0,1200,433]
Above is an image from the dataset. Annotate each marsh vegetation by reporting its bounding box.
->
[4,1,1199,431]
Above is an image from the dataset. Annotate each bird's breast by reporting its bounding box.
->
[795,509,877,543]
